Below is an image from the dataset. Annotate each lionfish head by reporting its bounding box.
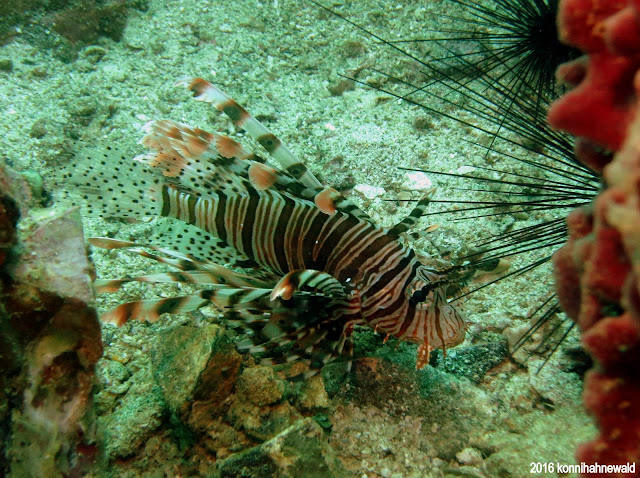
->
[405,265,468,352]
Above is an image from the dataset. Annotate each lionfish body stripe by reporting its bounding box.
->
[60,77,468,377]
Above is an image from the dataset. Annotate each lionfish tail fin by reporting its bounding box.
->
[55,145,165,219]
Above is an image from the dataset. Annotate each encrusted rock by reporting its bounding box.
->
[0,163,102,476]
[100,376,165,459]
[150,324,241,419]
[228,400,300,442]
[456,447,483,465]
[236,365,285,407]
[297,374,330,412]
[215,418,348,478]
[12,206,95,304]
[436,341,509,383]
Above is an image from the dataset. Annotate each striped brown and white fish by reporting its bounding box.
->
[60,77,469,378]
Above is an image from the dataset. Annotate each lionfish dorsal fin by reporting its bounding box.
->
[134,121,254,199]
[176,77,373,223]
[176,77,322,190]
[314,187,340,215]
[248,162,279,190]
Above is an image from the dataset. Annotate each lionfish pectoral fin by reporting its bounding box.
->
[101,287,276,326]
[233,292,362,380]
[94,269,272,294]
[89,236,222,272]
[101,292,216,326]
[416,341,433,370]
[270,269,346,301]
[471,258,511,279]
[260,314,360,381]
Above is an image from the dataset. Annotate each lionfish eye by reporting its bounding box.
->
[409,288,428,307]
[409,280,442,307]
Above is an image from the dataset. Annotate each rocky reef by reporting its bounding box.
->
[0,163,103,477]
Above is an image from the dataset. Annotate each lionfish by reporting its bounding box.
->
[61,77,470,378]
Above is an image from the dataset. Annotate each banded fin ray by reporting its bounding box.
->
[270,269,346,300]
[177,77,373,223]
[94,270,272,294]
[387,190,436,238]
[89,236,267,278]
[102,286,276,326]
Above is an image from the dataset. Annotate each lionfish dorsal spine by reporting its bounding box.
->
[176,77,372,223]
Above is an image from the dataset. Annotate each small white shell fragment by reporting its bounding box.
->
[354,183,386,199]
[456,165,476,175]
[456,447,483,465]
[404,171,433,191]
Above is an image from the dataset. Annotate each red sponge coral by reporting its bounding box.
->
[548,1,640,152]
[549,0,640,473]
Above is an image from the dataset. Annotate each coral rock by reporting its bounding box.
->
[151,324,241,419]
[0,163,102,477]
[236,365,285,408]
[215,418,348,478]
